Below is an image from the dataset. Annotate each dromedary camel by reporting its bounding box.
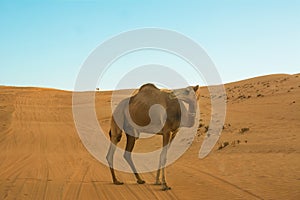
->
[106,83,199,190]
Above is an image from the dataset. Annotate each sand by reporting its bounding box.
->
[0,73,299,199]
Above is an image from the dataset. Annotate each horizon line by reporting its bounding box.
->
[1,72,299,92]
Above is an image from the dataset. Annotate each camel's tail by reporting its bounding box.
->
[109,129,112,138]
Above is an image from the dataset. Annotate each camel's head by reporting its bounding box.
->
[169,85,199,127]
[171,85,199,104]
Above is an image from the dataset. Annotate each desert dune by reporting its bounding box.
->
[0,73,299,199]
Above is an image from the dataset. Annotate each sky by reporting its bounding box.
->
[0,0,299,90]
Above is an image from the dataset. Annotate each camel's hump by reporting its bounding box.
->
[138,83,159,91]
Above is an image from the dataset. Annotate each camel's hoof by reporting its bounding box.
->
[137,180,145,184]
[162,184,171,191]
[113,180,124,185]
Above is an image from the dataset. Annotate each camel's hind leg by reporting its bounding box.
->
[124,134,145,184]
[106,126,123,185]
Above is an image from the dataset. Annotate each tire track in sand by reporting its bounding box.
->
[181,164,264,199]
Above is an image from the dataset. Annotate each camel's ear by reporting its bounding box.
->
[193,85,199,92]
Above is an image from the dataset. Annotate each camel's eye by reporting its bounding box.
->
[184,89,189,95]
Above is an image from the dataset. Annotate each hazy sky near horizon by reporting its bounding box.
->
[0,0,299,90]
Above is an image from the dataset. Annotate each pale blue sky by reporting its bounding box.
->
[0,0,299,90]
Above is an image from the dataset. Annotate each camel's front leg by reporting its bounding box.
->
[159,132,171,191]
[156,130,177,189]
